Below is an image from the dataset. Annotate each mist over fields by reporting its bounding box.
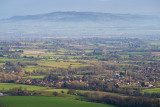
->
[0,11,160,38]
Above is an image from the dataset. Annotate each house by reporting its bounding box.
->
[0,92,3,97]
[147,84,153,87]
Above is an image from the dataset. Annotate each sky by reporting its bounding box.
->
[0,0,160,19]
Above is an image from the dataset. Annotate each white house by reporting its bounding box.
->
[0,92,3,97]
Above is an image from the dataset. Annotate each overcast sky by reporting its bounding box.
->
[0,0,160,19]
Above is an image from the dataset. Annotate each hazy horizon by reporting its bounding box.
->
[0,0,160,19]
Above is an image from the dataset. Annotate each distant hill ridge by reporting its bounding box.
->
[0,11,160,37]
[7,11,159,22]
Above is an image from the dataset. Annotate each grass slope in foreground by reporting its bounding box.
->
[0,96,115,107]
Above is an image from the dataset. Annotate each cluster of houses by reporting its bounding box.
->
[14,72,156,90]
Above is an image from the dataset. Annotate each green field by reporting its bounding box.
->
[0,83,46,92]
[38,61,88,68]
[126,52,148,55]
[0,58,22,61]
[0,96,115,107]
[22,65,51,72]
[142,88,160,93]
[40,89,121,97]
[23,75,46,79]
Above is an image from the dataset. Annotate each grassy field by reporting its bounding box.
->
[23,75,46,79]
[0,83,46,92]
[142,88,160,93]
[22,65,51,72]
[42,89,69,93]
[0,58,22,61]
[0,96,115,107]
[40,89,122,97]
[121,85,141,89]
[38,61,88,68]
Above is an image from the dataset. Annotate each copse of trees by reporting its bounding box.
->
[67,89,77,95]
[53,91,58,96]
[10,87,31,96]
[10,87,41,96]
[86,92,160,107]
[143,92,160,98]
[66,89,160,107]
[0,72,25,82]
[43,73,58,81]
[64,80,89,90]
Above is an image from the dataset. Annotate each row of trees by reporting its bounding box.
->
[67,89,160,107]
[87,93,160,107]
[10,87,40,96]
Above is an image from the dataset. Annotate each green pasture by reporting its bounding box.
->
[40,89,121,97]
[23,75,46,79]
[38,61,88,68]
[0,58,22,61]
[22,59,89,72]
[120,55,130,58]
[142,88,160,93]
[42,89,69,93]
[22,65,38,72]
[0,96,115,107]
[121,85,141,89]
[126,52,148,55]
[0,63,5,65]
[0,83,46,92]
[22,65,51,72]
[40,53,64,58]
[21,54,38,58]
[0,58,36,63]
[68,55,82,59]
[37,60,56,63]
